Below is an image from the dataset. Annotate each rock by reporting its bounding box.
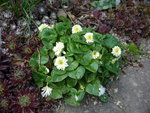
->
[36,20,41,25]
[10,24,16,30]
[38,7,46,14]
[57,9,67,17]
[50,12,57,19]
[3,11,12,19]
[2,22,7,27]
[93,101,98,105]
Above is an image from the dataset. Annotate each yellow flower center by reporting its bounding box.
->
[75,27,79,32]
[115,48,119,53]
[87,35,93,40]
[58,60,64,65]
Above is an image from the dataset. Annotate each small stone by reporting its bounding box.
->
[43,16,49,20]
[115,100,121,106]
[15,29,22,35]
[3,11,12,18]
[93,101,98,105]
[113,88,118,93]
[24,33,30,38]
[2,22,7,27]
[84,110,90,113]
[10,24,16,30]
[57,9,67,17]
[38,7,46,14]
[36,20,41,25]
[50,12,57,19]
[42,18,47,23]
[22,21,27,26]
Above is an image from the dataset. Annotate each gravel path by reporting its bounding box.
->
[55,58,150,113]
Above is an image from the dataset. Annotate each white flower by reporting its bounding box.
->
[54,56,68,70]
[72,25,82,34]
[84,32,94,43]
[92,51,102,59]
[99,85,106,96]
[62,51,66,55]
[53,42,64,56]
[111,46,121,57]
[38,24,50,32]
[75,95,79,101]
[41,86,52,97]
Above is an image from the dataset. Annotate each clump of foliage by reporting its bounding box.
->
[29,17,124,106]
[112,0,150,43]
[92,0,116,10]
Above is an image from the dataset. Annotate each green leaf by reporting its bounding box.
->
[66,78,77,88]
[67,42,83,54]
[64,95,80,106]
[68,66,85,79]
[38,65,49,74]
[127,44,140,54]
[76,51,93,66]
[66,61,79,71]
[103,34,118,48]
[99,94,108,103]
[50,88,62,99]
[40,28,57,43]
[39,46,48,55]
[59,16,71,26]
[105,63,121,75]
[52,67,66,75]
[42,39,53,49]
[86,79,100,96]
[32,71,47,87]
[29,53,39,67]
[41,55,49,65]
[85,60,99,73]
[55,22,68,35]
[46,73,68,82]
[85,73,96,83]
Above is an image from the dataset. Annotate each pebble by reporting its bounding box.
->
[50,12,57,19]
[57,9,67,17]
[2,22,7,27]
[93,101,98,105]
[36,20,41,25]
[15,29,22,35]
[3,12,12,18]
[43,16,49,20]
[84,110,90,113]
[10,24,16,30]
[38,7,46,14]
[42,18,47,23]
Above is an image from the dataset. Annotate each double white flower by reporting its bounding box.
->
[72,25,82,34]
[53,42,64,56]
[41,86,53,97]
[84,32,94,43]
[54,56,68,70]
[92,51,102,59]
[99,85,106,96]
[38,24,54,32]
[111,46,121,57]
